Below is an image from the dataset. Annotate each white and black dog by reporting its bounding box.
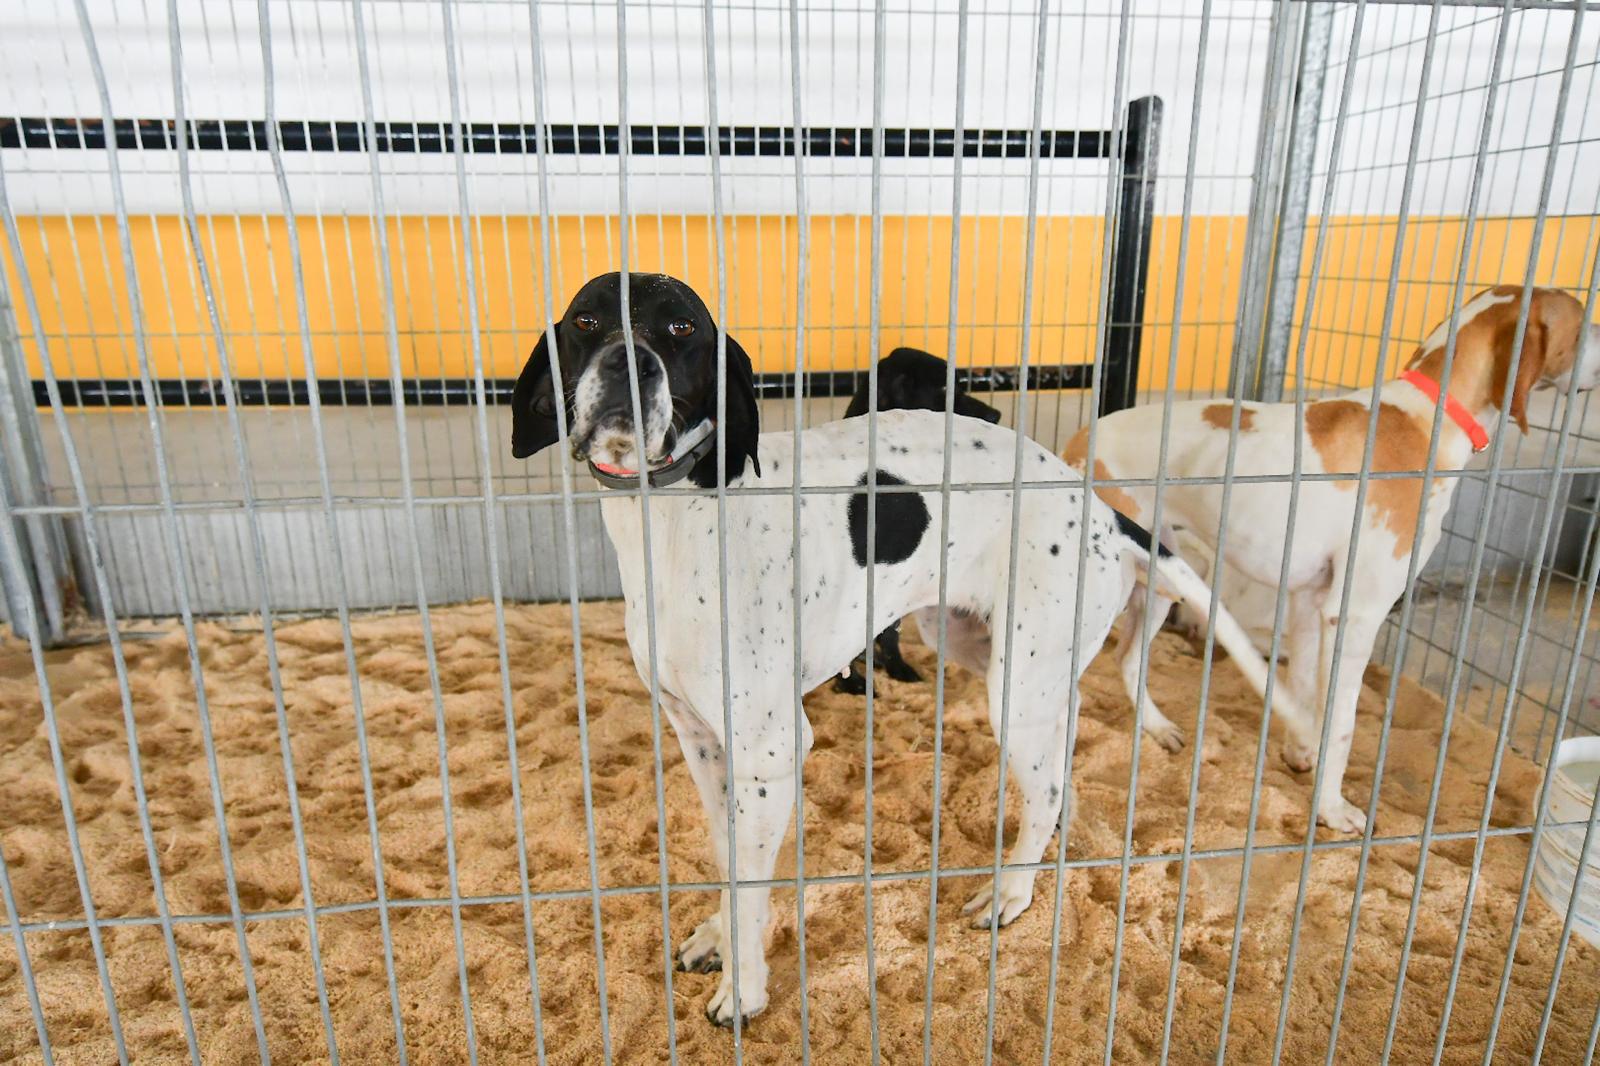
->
[510,272,1305,1028]
[835,347,1003,695]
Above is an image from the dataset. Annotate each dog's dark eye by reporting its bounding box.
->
[572,313,599,332]
[667,319,695,338]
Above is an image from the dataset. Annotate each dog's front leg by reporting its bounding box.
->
[1280,590,1325,773]
[666,696,809,1028]
[876,621,922,683]
[1310,606,1382,834]
[704,753,799,1028]
[668,706,731,976]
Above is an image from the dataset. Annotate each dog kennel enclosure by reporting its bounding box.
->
[3,0,1600,1062]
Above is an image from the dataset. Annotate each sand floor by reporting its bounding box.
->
[1,601,1597,1064]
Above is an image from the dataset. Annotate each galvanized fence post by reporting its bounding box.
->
[1237,1,1333,404]
[0,267,70,643]
[1229,0,1300,400]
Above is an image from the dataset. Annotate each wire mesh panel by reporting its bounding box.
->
[0,0,1273,617]
[1310,6,1600,763]
[2,1,1600,1064]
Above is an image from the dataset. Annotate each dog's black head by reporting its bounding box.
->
[510,272,761,487]
[843,347,1001,424]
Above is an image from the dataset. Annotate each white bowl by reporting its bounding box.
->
[1547,736,1600,827]
[1532,736,1600,949]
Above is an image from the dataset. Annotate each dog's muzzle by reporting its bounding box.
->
[589,418,717,489]
[571,411,646,464]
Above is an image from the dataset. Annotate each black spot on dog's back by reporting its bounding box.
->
[848,470,930,567]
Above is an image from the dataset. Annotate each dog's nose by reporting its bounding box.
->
[600,343,660,378]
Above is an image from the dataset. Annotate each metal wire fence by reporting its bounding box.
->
[2,1,1600,1063]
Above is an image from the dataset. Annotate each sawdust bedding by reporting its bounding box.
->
[1,601,1596,1063]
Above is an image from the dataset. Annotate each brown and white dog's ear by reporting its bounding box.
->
[1506,289,1585,434]
[511,330,563,459]
[1506,315,1546,435]
[1061,426,1090,472]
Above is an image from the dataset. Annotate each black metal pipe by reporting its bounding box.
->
[1101,94,1163,416]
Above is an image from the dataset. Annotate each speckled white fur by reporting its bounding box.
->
[591,408,1298,1028]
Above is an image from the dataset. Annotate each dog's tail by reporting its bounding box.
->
[1113,513,1305,728]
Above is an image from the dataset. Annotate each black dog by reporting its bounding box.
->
[835,347,1003,695]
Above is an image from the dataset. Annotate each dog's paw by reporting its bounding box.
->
[705,972,767,1029]
[1145,720,1186,753]
[676,915,723,974]
[1316,796,1368,835]
[1281,740,1315,774]
[833,667,868,696]
[962,871,1035,929]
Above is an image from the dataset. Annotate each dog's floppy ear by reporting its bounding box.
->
[1502,288,1589,435]
[510,331,563,459]
[1505,315,1549,436]
[693,333,763,486]
[843,374,872,420]
[1509,289,1587,433]
[954,389,1002,424]
[719,334,763,480]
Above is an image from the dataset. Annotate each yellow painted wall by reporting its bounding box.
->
[1290,214,1599,388]
[4,213,1595,397]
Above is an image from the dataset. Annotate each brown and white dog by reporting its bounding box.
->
[1064,286,1600,832]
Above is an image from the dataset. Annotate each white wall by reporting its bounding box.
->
[2,1,1595,220]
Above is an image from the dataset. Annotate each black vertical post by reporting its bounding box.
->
[1102,94,1162,415]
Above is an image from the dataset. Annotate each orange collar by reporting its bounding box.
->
[1400,369,1489,453]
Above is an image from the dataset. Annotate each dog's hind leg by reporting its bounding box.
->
[962,587,1094,929]
[962,664,1077,930]
[962,548,1120,931]
[1118,587,1186,752]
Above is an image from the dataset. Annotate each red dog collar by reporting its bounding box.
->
[1400,370,1490,453]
